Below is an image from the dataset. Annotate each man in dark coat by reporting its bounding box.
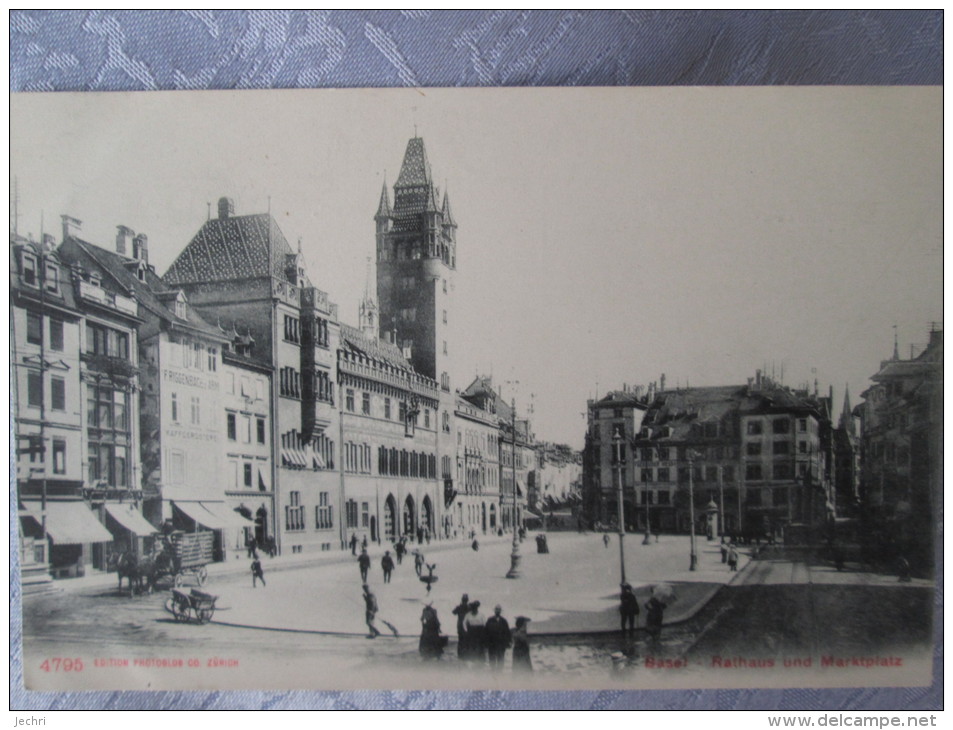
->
[381,551,395,583]
[619,583,639,632]
[358,548,371,582]
[349,533,358,556]
[451,594,470,658]
[484,604,512,670]
[363,584,381,639]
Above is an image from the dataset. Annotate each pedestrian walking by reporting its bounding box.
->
[619,583,639,632]
[512,616,532,672]
[394,539,405,564]
[349,533,358,556]
[464,601,487,663]
[381,551,395,583]
[362,584,381,638]
[727,543,739,572]
[419,603,444,659]
[358,548,371,582]
[425,528,431,545]
[720,537,728,564]
[251,556,266,588]
[471,538,480,551]
[603,533,610,549]
[417,526,424,544]
[485,605,512,670]
[361,534,368,551]
[452,593,470,659]
[247,535,258,559]
[414,549,425,577]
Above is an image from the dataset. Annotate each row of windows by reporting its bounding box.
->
[225,371,267,400]
[602,461,809,485]
[345,442,372,474]
[227,460,266,491]
[20,253,58,291]
[19,436,68,476]
[87,322,130,360]
[345,388,432,428]
[167,337,216,371]
[745,418,808,435]
[285,491,333,532]
[283,315,301,343]
[344,499,370,529]
[26,372,68,412]
[26,312,66,352]
[279,367,301,398]
[87,385,129,431]
[226,412,267,444]
[378,447,438,479]
[89,443,130,486]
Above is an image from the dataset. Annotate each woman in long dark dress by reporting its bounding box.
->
[419,603,444,659]
[512,616,532,672]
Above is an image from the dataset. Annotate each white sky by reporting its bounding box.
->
[10,87,942,448]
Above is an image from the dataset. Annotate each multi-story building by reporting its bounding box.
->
[534,443,582,508]
[453,378,503,537]
[583,385,651,529]
[585,373,833,540]
[12,230,116,584]
[856,327,942,569]
[59,223,254,564]
[165,197,341,555]
[221,344,275,553]
[337,309,441,546]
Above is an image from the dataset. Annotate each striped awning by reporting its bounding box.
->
[105,503,157,537]
[23,501,113,544]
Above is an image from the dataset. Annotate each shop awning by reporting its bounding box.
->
[174,501,253,530]
[257,466,270,492]
[516,478,526,498]
[202,501,255,529]
[105,503,157,537]
[281,447,308,468]
[309,446,326,469]
[23,501,113,544]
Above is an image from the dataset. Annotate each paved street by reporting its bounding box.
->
[19,532,935,691]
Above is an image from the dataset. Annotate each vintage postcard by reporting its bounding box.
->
[10,87,941,692]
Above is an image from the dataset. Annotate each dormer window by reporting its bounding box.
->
[44,263,59,293]
[137,266,146,282]
[175,300,186,319]
[21,254,37,287]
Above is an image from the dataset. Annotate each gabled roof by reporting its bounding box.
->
[593,390,650,409]
[10,236,81,313]
[163,213,297,286]
[339,323,413,372]
[59,237,223,340]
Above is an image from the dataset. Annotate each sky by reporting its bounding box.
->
[10,87,942,449]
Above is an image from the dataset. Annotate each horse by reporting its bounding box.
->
[108,546,173,595]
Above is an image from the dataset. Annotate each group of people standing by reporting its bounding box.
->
[450,594,532,671]
[619,582,675,644]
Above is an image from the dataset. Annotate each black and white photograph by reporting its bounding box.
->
[10,87,941,693]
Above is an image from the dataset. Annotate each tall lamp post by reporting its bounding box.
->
[687,449,699,571]
[642,445,652,545]
[613,429,626,585]
[506,398,521,579]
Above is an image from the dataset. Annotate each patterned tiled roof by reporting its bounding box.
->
[375,182,391,219]
[164,213,295,285]
[395,137,432,188]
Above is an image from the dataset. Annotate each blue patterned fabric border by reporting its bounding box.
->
[9,9,943,712]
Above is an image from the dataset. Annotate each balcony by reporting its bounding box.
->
[78,281,138,316]
[81,352,139,380]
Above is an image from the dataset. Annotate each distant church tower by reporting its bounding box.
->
[358,256,379,338]
[375,137,457,388]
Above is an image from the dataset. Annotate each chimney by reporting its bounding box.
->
[115,225,134,256]
[41,233,56,252]
[133,233,149,265]
[61,214,82,241]
[218,197,235,220]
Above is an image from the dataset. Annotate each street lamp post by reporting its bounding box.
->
[718,466,725,539]
[506,398,521,579]
[687,450,699,571]
[613,430,626,585]
[642,447,652,545]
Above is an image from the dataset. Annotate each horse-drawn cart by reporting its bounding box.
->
[169,531,214,587]
[168,588,218,624]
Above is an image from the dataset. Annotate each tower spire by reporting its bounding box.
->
[839,384,855,435]
[375,179,391,220]
[892,324,900,360]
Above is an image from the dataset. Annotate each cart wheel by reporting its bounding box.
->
[174,573,184,588]
[197,567,208,586]
[171,599,186,622]
[198,608,213,624]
